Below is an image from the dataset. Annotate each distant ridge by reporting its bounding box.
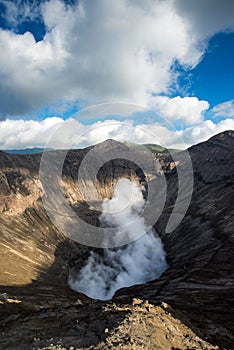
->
[2,148,52,155]
[1,142,180,155]
[123,141,181,153]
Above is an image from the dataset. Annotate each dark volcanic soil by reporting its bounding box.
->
[0,131,233,350]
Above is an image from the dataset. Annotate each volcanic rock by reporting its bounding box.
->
[0,131,233,349]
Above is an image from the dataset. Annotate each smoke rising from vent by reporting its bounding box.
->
[68,178,167,300]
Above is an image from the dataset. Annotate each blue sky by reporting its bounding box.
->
[0,0,233,149]
[189,32,234,108]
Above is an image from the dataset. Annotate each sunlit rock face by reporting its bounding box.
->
[0,131,233,349]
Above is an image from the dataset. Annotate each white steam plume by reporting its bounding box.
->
[68,178,167,300]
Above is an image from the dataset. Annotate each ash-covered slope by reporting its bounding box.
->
[0,131,233,349]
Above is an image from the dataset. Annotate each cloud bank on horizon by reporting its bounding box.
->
[1,116,233,150]
[0,0,233,149]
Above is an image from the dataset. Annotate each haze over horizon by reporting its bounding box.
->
[0,0,234,150]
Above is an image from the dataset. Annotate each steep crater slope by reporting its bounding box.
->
[0,132,233,349]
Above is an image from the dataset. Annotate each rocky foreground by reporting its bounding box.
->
[0,131,233,349]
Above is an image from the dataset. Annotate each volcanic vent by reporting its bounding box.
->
[68,178,168,300]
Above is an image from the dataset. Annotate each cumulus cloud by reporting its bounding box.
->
[179,119,234,147]
[211,100,234,118]
[0,117,64,149]
[0,116,233,150]
[174,0,234,39]
[150,96,209,125]
[0,0,234,120]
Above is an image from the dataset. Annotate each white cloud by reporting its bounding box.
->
[174,0,234,39]
[150,96,209,124]
[211,100,234,118]
[177,119,234,148]
[0,0,234,119]
[0,117,233,150]
[0,117,64,149]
